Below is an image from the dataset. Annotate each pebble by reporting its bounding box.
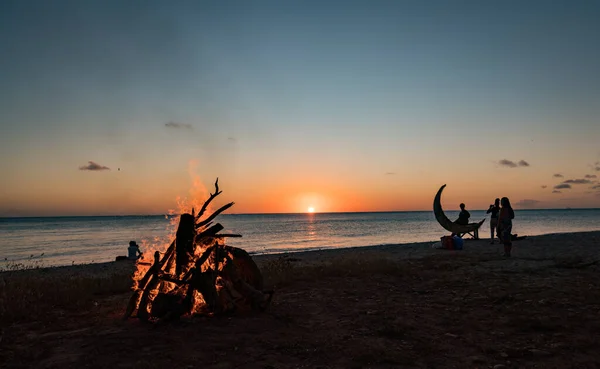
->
[468,356,486,363]
[529,349,551,356]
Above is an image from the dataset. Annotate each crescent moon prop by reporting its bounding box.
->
[433,184,485,235]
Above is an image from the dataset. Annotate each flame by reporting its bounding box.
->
[131,159,211,291]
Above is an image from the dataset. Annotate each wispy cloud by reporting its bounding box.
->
[227,137,237,143]
[552,190,562,194]
[541,185,547,189]
[563,179,592,184]
[165,121,193,129]
[385,172,396,175]
[518,160,530,167]
[554,183,571,189]
[516,199,540,208]
[553,173,564,178]
[79,161,110,171]
[585,174,598,179]
[592,185,600,190]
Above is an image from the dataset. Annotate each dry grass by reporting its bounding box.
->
[1,254,47,272]
[0,263,133,325]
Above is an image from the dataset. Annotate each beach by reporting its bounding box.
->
[2,230,600,368]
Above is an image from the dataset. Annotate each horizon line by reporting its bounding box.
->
[1,207,599,219]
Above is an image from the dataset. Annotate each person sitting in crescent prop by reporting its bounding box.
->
[455,203,470,225]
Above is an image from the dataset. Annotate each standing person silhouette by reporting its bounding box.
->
[497,197,515,257]
[487,198,500,244]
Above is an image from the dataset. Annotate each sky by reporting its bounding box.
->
[1,0,599,216]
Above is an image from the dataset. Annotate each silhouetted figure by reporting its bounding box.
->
[455,203,470,225]
[487,198,500,244]
[128,241,143,260]
[497,197,515,257]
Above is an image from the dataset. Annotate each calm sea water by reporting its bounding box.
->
[1,209,599,267]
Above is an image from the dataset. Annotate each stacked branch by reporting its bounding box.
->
[123,178,272,322]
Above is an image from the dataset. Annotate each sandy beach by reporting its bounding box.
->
[2,230,600,368]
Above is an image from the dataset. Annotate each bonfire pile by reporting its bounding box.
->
[123,179,272,322]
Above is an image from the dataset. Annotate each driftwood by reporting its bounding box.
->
[123,178,271,322]
[175,213,195,276]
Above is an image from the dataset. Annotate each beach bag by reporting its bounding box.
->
[441,236,454,250]
[452,236,464,250]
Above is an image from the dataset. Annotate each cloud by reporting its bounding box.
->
[165,121,192,129]
[497,159,530,168]
[227,137,237,143]
[516,199,540,208]
[554,183,571,189]
[385,172,396,175]
[563,179,592,184]
[498,159,517,168]
[553,173,564,178]
[78,161,110,171]
[596,166,600,172]
[586,174,598,179]
[592,185,600,190]
[552,190,562,194]
[541,185,547,189]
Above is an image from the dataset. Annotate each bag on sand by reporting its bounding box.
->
[452,235,464,250]
[441,236,454,250]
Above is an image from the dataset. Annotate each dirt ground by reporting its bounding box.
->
[2,245,600,369]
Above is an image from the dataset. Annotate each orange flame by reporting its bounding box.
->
[132,159,211,290]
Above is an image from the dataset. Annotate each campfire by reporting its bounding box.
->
[123,179,273,322]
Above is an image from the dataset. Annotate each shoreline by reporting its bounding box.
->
[3,229,599,276]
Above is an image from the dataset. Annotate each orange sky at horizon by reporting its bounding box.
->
[2,154,599,217]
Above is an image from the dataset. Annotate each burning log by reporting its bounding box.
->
[175,213,195,276]
[123,178,272,322]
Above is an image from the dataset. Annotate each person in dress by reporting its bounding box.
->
[497,197,515,257]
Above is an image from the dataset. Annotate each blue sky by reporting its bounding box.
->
[1,0,599,216]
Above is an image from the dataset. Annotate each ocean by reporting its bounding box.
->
[1,209,599,267]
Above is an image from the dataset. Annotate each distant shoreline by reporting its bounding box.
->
[2,207,599,219]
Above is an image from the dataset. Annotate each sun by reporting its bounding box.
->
[307,207,315,213]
